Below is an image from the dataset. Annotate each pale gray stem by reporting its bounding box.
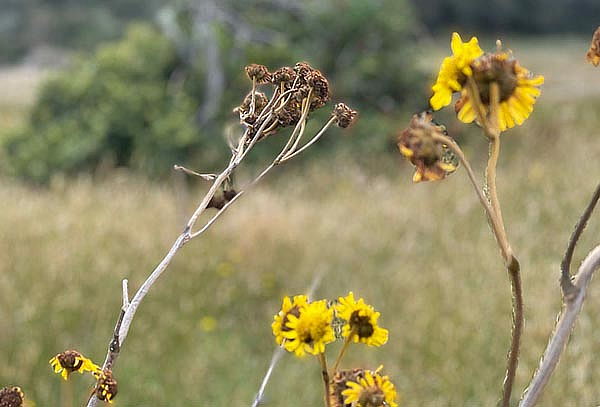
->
[121,279,129,310]
[251,348,286,407]
[118,234,188,342]
[281,117,336,162]
[519,245,600,407]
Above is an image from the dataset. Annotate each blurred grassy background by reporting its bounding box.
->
[2,35,600,406]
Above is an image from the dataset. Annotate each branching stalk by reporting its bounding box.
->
[519,245,600,407]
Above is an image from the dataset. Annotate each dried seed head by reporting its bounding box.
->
[470,53,519,103]
[329,369,365,407]
[223,189,237,201]
[56,350,84,372]
[586,26,600,66]
[397,112,458,183]
[306,69,330,110]
[95,370,118,403]
[276,100,303,128]
[0,387,24,407]
[235,92,269,117]
[332,103,358,128]
[271,66,296,86]
[244,64,271,83]
[294,61,313,79]
[207,195,225,210]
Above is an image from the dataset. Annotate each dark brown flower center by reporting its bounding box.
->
[0,387,24,407]
[58,350,83,371]
[358,387,385,407]
[350,311,374,338]
[471,54,518,103]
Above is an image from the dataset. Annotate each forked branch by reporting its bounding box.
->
[519,183,600,407]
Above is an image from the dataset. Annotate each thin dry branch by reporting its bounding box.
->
[86,64,349,406]
[560,183,600,296]
[519,244,600,407]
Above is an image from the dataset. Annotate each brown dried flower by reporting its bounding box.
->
[307,69,330,110]
[397,111,458,183]
[329,369,365,407]
[586,26,600,66]
[271,66,297,87]
[94,369,118,404]
[235,92,269,117]
[244,64,271,83]
[0,387,24,407]
[332,103,358,128]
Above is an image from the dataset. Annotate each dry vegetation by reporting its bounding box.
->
[1,37,600,406]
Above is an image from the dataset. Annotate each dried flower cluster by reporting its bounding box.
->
[235,62,356,143]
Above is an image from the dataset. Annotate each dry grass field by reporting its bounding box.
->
[1,36,600,406]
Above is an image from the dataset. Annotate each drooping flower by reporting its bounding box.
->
[282,299,335,357]
[335,292,388,347]
[342,368,399,407]
[272,295,309,346]
[397,112,458,183]
[94,369,118,404]
[430,32,484,110]
[0,387,24,407]
[456,52,544,131]
[586,27,600,66]
[49,350,101,380]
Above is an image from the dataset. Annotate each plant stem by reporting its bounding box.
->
[318,353,331,407]
[332,335,352,372]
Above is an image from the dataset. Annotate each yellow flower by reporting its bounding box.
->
[335,292,388,347]
[430,32,484,110]
[49,350,101,380]
[94,369,118,404]
[397,112,458,183]
[282,299,335,356]
[272,295,309,346]
[456,52,544,131]
[342,369,399,407]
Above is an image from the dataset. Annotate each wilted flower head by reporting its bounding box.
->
[94,369,118,404]
[329,369,365,407]
[335,292,388,347]
[271,66,297,87]
[586,27,600,66]
[430,33,484,110]
[294,62,331,110]
[333,103,358,128]
[397,112,458,183]
[49,350,100,380]
[245,63,271,83]
[457,51,544,131]
[0,387,24,407]
[272,295,309,346]
[282,299,335,357]
[342,368,399,407]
